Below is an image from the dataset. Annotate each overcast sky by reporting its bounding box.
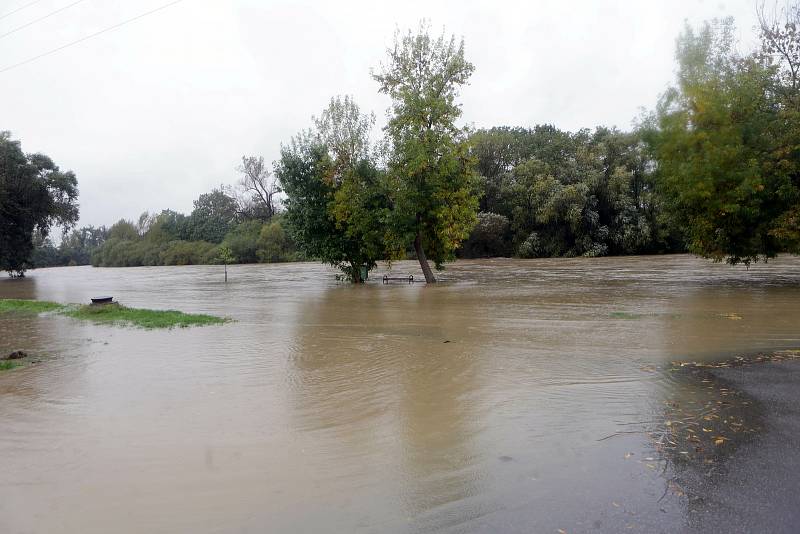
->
[0,0,762,228]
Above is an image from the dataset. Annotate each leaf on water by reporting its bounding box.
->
[714,438,725,446]
[624,452,634,459]
[702,428,713,432]
[612,501,620,508]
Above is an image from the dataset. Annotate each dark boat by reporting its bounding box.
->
[91,296,114,305]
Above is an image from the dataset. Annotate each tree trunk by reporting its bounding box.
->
[414,232,437,283]
[351,262,363,284]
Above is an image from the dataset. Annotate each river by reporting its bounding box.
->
[1,255,799,533]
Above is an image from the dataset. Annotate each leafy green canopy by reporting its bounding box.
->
[648,17,800,264]
[0,131,79,276]
[373,23,481,280]
[277,97,387,283]
[468,126,678,258]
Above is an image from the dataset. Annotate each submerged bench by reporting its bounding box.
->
[382,275,415,284]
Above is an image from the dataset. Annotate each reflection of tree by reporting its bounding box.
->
[287,285,489,527]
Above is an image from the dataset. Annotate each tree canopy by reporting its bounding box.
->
[647,17,800,264]
[278,96,387,282]
[0,131,79,276]
[373,23,480,282]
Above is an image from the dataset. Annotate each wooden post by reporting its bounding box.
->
[224,263,228,283]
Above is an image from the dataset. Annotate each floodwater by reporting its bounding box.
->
[0,255,798,533]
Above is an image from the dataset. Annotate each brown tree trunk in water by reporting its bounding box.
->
[351,263,362,284]
[414,232,437,283]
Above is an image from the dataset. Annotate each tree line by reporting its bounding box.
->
[30,158,299,269]
[3,8,799,280]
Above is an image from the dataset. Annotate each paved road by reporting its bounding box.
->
[685,360,800,533]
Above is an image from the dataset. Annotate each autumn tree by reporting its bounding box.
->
[373,23,480,283]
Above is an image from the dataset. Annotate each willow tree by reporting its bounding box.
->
[373,24,480,283]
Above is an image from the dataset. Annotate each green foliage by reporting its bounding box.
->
[256,218,297,262]
[0,132,79,276]
[221,220,262,263]
[469,126,677,258]
[373,23,480,279]
[461,212,512,258]
[187,188,239,243]
[89,193,297,267]
[278,97,387,282]
[216,245,235,265]
[648,18,800,264]
[162,240,218,266]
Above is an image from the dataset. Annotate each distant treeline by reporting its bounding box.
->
[31,124,678,269]
[33,157,301,268]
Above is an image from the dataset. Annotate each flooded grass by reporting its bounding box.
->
[610,311,642,319]
[0,299,65,314]
[0,298,228,329]
[63,303,228,329]
[0,361,19,371]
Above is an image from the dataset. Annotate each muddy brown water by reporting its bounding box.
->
[0,255,799,533]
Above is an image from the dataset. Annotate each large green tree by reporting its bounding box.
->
[373,24,480,283]
[649,17,800,264]
[187,188,239,243]
[0,132,79,276]
[277,96,387,282]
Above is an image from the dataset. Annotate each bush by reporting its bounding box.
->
[221,220,262,264]
[159,241,217,265]
[518,232,542,258]
[460,212,511,258]
[256,220,296,262]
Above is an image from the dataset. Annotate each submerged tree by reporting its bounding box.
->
[373,23,480,283]
[0,131,79,276]
[278,96,387,282]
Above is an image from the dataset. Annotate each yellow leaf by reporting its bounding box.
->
[714,438,724,446]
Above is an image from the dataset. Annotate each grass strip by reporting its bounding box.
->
[0,299,228,329]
